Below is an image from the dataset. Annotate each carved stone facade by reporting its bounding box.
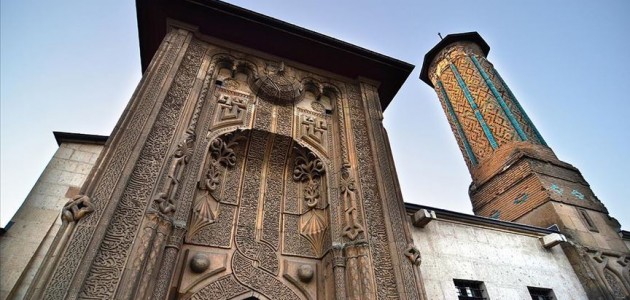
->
[420,32,630,299]
[3,4,629,300]
[18,2,422,298]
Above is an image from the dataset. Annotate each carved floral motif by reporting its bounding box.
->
[293,147,328,256]
[154,130,196,214]
[340,163,363,240]
[189,134,241,237]
[293,147,325,208]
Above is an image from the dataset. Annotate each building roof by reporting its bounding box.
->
[53,131,109,146]
[419,32,490,88]
[405,203,559,235]
[135,0,414,110]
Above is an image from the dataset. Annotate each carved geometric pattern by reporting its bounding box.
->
[299,114,329,156]
[252,62,302,104]
[454,56,515,148]
[77,39,206,300]
[358,82,420,299]
[604,269,629,298]
[232,252,301,299]
[211,88,251,129]
[190,274,249,300]
[282,214,317,258]
[435,83,476,168]
[262,134,293,251]
[439,67,492,161]
[234,130,279,275]
[42,30,191,300]
[481,58,546,145]
[347,83,398,298]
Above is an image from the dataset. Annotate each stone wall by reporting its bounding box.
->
[411,215,588,300]
[0,141,103,300]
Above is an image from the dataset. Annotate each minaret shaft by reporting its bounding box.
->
[420,32,629,299]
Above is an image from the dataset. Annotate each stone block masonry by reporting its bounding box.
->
[0,141,104,300]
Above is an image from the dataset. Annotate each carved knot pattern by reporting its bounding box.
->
[211,88,251,129]
[61,194,94,223]
[189,134,240,237]
[404,245,422,266]
[293,148,325,208]
[340,163,364,240]
[154,131,196,215]
[300,114,329,156]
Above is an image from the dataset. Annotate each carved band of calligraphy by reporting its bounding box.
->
[347,82,395,299]
[41,30,191,300]
[361,82,421,299]
[77,38,205,299]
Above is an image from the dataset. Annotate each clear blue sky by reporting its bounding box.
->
[2,1,629,230]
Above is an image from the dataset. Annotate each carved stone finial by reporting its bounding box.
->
[61,195,94,223]
[404,245,421,266]
[297,264,314,283]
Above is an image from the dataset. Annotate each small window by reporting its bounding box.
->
[528,286,555,300]
[454,279,487,300]
[578,208,598,232]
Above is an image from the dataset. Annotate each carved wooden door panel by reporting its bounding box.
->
[173,129,331,300]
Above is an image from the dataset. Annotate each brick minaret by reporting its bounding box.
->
[420,32,629,299]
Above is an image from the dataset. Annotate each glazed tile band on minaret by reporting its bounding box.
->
[420,32,629,299]
[421,32,546,171]
[419,32,609,223]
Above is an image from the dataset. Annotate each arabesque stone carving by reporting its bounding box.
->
[189,133,241,236]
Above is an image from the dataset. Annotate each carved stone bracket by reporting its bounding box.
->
[61,195,94,223]
[154,131,196,215]
[404,245,422,266]
[340,163,364,240]
[189,133,241,237]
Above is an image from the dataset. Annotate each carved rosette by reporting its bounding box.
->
[189,134,241,237]
[251,62,302,104]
